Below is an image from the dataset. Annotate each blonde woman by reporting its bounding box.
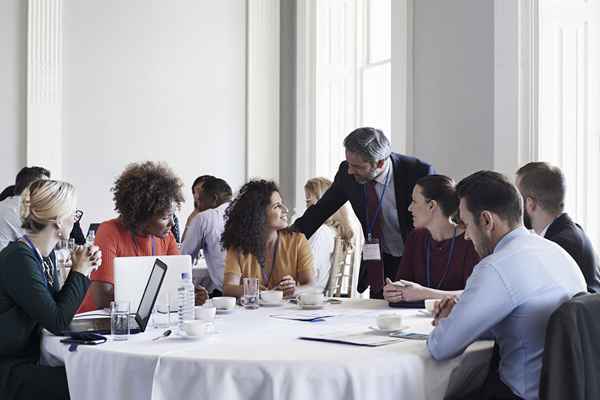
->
[0,180,101,400]
[304,177,360,292]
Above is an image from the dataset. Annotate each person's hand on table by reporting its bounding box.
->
[432,295,458,326]
[195,286,209,305]
[279,275,296,297]
[383,278,429,302]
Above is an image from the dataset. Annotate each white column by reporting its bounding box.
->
[390,0,413,155]
[27,0,63,177]
[246,0,280,182]
[493,0,538,178]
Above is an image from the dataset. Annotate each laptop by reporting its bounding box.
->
[114,255,192,312]
[64,258,167,335]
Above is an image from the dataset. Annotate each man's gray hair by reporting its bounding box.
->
[343,127,392,164]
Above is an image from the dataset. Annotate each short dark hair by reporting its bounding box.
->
[343,127,391,164]
[14,166,51,195]
[416,175,458,218]
[192,175,214,191]
[456,171,523,227]
[200,177,232,206]
[516,162,565,214]
[113,161,184,230]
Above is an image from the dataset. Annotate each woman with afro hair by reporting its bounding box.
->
[222,180,315,298]
[79,161,208,312]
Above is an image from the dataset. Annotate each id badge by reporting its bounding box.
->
[362,238,382,261]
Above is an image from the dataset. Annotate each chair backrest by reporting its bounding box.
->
[539,292,600,400]
[324,237,355,297]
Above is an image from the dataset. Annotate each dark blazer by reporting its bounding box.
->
[545,213,600,294]
[293,152,434,292]
[539,293,600,400]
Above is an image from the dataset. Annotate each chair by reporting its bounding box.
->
[539,292,600,400]
[324,237,355,297]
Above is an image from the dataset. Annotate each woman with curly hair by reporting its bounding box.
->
[222,180,315,298]
[79,161,208,312]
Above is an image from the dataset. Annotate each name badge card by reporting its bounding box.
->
[362,239,382,261]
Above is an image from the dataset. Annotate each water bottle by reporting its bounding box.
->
[177,272,195,332]
[86,230,96,246]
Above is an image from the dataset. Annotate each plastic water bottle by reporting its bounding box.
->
[177,272,195,332]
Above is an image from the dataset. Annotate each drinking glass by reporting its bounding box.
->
[243,277,259,309]
[152,294,172,329]
[110,301,130,340]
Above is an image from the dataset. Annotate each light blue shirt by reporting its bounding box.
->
[181,202,229,292]
[0,196,22,252]
[372,159,404,256]
[427,227,586,400]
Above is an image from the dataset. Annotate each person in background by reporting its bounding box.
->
[516,162,600,293]
[0,180,101,400]
[383,175,479,303]
[222,180,314,298]
[0,185,15,202]
[304,177,347,291]
[182,175,215,241]
[0,166,51,251]
[293,127,434,298]
[181,177,232,296]
[428,171,586,400]
[79,161,208,312]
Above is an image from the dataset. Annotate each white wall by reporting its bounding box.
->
[412,0,494,181]
[61,0,247,229]
[0,0,27,187]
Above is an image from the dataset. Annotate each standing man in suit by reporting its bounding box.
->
[293,127,434,298]
[516,161,600,293]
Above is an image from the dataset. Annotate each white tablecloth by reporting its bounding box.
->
[41,299,492,400]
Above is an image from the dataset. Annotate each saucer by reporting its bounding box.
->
[175,333,207,341]
[418,310,433,317]
[368,325,409,334]
[298,303,325,310]
[216,308,235,314]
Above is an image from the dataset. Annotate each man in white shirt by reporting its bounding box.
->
[181,177,232,295]
[0,167,50,251]
[428,171,586,400]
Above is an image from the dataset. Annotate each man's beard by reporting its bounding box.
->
[472,228,494,258]
[523,212,533,230]
[353,168,382,184]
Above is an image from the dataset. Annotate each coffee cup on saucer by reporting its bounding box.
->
[297,292,324,306]
[212,297,236,311]
[195,305,216,321]
[182,320,211,337]
[424,299,439,314]
[376,313,404,331]
[261,290,283,305]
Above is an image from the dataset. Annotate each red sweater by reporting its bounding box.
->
[396,228,479,290]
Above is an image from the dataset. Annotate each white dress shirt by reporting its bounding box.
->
[371,159,404,257]
[0,196,23,252]
[308,224,336,292]
[427,227,586,400]
[181,202,229,292]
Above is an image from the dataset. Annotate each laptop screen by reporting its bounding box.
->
[135,258,167,330]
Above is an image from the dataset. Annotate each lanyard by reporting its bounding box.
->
[425,226,458,289]
[132,233,156,256]
[22,235,50,288]
[363,168,391,241]
[259,234,279,286]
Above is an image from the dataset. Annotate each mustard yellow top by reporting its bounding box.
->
[224,231,314,289]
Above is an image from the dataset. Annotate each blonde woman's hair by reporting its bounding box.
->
[304,177,354,246]
[20,180,76,233]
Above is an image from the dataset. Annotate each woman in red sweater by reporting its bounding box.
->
[383,175,479,303]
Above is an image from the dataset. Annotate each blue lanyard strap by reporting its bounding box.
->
[22,235,49,288]
[363,167,391,241]
[425,226,458,289]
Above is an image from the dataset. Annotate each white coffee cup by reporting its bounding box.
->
[195,305,216,321]
[261,290,283,304]
[298,292,324,306]
[182,320,210,337]
[376,313,404,331]
[212,297,236,310]
[424,299,439,314]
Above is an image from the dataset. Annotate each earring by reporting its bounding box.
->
[57,231,64,239]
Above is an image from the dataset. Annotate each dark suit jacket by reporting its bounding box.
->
[545,213,600,293]
[293,152,434,292]
[539,293,600,400]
